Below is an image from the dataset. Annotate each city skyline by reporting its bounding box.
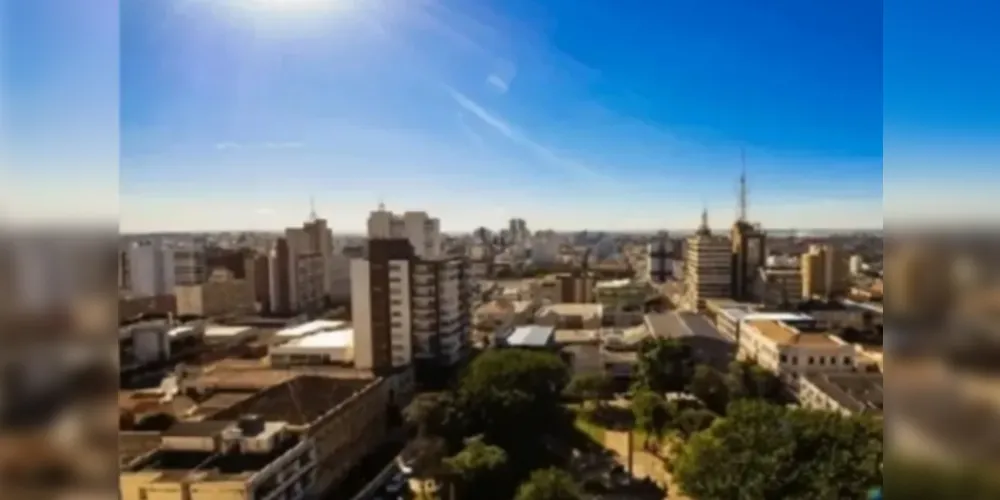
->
[4,1,999,231]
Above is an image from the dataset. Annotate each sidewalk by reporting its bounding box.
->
[602,430,689,500]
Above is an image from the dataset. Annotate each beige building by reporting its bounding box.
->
[594,279,654,327]
[883,244,952,320]
[535,303,604,329]
[475,298,538,331]
[206,376,391,494]
[683,210,732,311]
[755,267,803,307]
[367,206,443,259]
[799,372,883,416]
[800,244,849,299]
[174,269,256,317]
[120,418,316,500]
[738,318,857,395]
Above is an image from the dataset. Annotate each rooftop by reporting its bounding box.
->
[204,325,254,338]
[747,319,842,347]
[275,320,348,338]
[644,312,688,338]
[506,325,556,347]
[804,372,883,413]
[595,279,633,289]
[721,309,813,323]
[279,328,353,349]
[205,376,374,426]
[538,303,604,318]
[120,432,164,466]
[124,426,302,482]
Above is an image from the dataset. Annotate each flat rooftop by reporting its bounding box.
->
[125,430,302,482]
[644,312,687,338]
[506,325,555,347]
[120,432,164,466]
[206,376,373,426]
[538,303,604,317]
[278,328,353,349]
[722,309,813,323]
[275,320,348,338]
[595,279,633,289]
[747,319,841,347]
[204,325,254,338]
[804,372,883,414]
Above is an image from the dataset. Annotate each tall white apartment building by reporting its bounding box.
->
[367,207,442,259]
[683,211,732,310]
[352,210,471,381]
[125,245,174,297]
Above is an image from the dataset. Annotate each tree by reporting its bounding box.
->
[458,349,570,446]
[631,389,671,449]
[672,408,717,440]
[672,401,882,499]
[686,365,730,414]
[634,337,695,393]
[726,360,783,403]
[408,435,450,481]
[514,467,583,500]
[404,392,465,443]
[564,372,612,408]
[444,435,508,497]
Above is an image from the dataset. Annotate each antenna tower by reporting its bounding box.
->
[739,148,748,222]
[309,196,318,221]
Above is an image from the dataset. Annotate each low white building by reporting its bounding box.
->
[738,318,858,395]
[270,327,354,367]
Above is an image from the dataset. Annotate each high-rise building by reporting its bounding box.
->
[800,244,849,299]
[368,205,442,259]
[683,210,732,310]
[883,245,952,321]
[849,254,865,276]
[267,224,326,315]
[649,231,674,284]
[729,164,767,301]
[352,209,472,383]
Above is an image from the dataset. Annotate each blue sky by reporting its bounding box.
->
[0,0,995,231]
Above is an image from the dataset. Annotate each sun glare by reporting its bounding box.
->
[239,0,354,14]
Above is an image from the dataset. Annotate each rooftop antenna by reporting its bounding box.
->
[697,200,711,236]
[309,196,318,222]
[739,148,748,223]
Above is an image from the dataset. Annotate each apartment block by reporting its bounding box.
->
[174,269,256,318]
[683,215,732,311]
[351,239,471,380]
[800,244,849,299]
[367,207,442,259]
[268,236,325,316]
[754,267,803,307]
[649,232,675,284]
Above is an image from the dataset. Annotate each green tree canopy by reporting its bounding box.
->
[686,364,731,414]
[564,372,613,407]
[514,467,583,500]
[726,360,784,403]
[634,337,695,393]
[631,389,671,448]
[672,408,718,440]
[672,401,883,500]
[458,349,570,446]
[404,391,465,443]
[444,435,508,497]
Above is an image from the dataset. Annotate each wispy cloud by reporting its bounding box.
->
[447,88,617,185]
[486,60,517,94]
[457,113,485,146]
[486,74,509,93]
[215,141,305,150]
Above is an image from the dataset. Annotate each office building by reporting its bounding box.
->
[683,210,732,311]
[268,231,325,316]
[174,268,256,318]
[801,244,849,299]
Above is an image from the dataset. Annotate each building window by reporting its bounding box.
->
[392,310,401,317]
[391,299,402,306]
[791,356,798,365]
[844,356,852,365]
[819,357,826,365]
[779,354,788,363]
[807,356,814,365]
